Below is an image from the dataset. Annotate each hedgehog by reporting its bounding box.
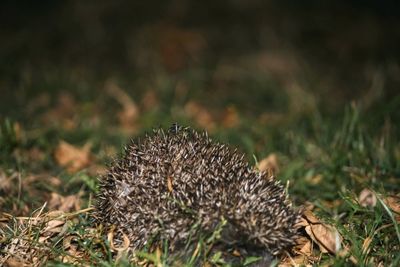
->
[95,125,301,265]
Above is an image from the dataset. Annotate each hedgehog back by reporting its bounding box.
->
[95,127,300,256]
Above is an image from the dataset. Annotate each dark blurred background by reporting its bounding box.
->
[1,0,399,124]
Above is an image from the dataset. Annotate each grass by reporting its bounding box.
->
[1,1,399,265]
[0,65,399,266]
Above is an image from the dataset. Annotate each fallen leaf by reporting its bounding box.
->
[184,101,216,131]
[63,235,76,250]
[38,235,51,243]
[294,236,313,255]
[302,209,320,224]
[359,188,377,207]
[41,92,78,129]
[48,192,81,212]
[5,257,25,267]
[105,80,139,133]
[46,210,65,218]
[279,254,312,267]
[305,174,323,185]
[87,164,108,177]
[385,195,400,221]
[48,193,63,209]
[299,240,313,255]
[54,140,92,173]
[385,195,400,213]
[231,249,241,257]
[44,220,65,233]
[296,217,310,228]
[305,223,341,253]
[48,176,62,187]
[107,226,130,252]
[221,106,239,128]
[257,153,279,175]
[141,89,159,111]
[303,210,342,254]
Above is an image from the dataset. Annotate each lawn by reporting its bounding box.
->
[1,1,400,266]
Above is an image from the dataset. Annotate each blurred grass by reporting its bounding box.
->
[1,79,399,265]
[1,1,400,266]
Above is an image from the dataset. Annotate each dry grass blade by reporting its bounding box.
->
[0,207,95,266]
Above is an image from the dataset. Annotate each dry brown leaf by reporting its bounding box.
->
[385,195,400,213]
[232,249,241,257]
[59,195,81,212]
[296,217,310,228]
[294,235,313,255]
[0,209,93,267]
[48,192,81,212]
[41,92,78,130]
[105,80,139,133]
[303,210,342,254]
[43,220,65,233]
[46,210,65,218]
[63,236,76,250]
[54,140,92,173]
[299,240,313,255]
[302,209,320,224]
[62,235,87,265]
[87,164,108,177]
[4,257,26,267]
[257,153,279,175]
[279,254,312,267]
[305,174,323,185]
[48,176,62,187]
[184,101,216,131]
[359,188,377,207]
[221,106,239,128]
[47,193,63,209]
[107,226,130,252]
[141,89,159,111]
[38,235,51,243]
[305,223,341,254]
[60,249,85,265]
[385,195,400,221]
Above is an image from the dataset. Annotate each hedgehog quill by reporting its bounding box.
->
[94,125,301,265]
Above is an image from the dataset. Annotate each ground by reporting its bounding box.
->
[0,1,400,266]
